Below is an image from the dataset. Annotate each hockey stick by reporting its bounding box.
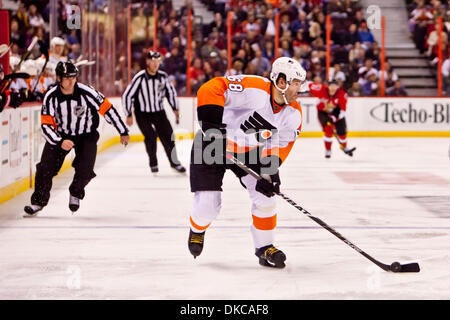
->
[326,120,356,156]
[31,41,49,94]
[225,153,420,273]
[0,37,39,95]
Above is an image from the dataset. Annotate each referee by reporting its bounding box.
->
[122,50,186,174]
[24,61,130,216]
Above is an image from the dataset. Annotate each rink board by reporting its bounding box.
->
[1,96,449,204]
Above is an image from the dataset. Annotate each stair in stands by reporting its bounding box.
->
[386,47,438,96]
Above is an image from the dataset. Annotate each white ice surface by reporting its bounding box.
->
[0,137,449,299]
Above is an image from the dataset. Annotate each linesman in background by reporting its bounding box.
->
[24,61,130,216]
[122,50,186,174]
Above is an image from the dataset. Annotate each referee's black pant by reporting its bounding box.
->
[31,131,99,207]
[134,109,180,168]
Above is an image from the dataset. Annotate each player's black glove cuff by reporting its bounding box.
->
[255,171,280,198]
[200,121,226,139]
[255,156,281,197]
[9,92,23,108]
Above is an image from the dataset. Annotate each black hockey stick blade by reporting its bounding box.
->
[394,262,420,273]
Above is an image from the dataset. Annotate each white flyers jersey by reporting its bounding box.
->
[196,75,302,163]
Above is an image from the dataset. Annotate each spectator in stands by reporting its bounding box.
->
[352,10,365,28]
[68,43,81,61]
[225,58,244,76]
[292,47,309,71]
[386,80,408,96]
[347,23,360,45]
[259,8,276,38]
[279,13,291,36]
[262,39,275,61]
[358,22,375,46]
[207,51,226,76]
[291,10,309,35]
[309,21,322,42]
[328,63,346,87]
[365,41,381,67]
[203,60,216,81]
[378,62,398,90]
[347,81,363,96]
[426,21,448,58]
[189,57,206,92]
[162,47,187,92]
[131,7,148,45]
[235,48,248,69]
[358,58,378,88]
[10,42,21,59]
[28,3,45,29]
[362,72,379,96]
[159,24,174,51]
[243,12,260,35]
[410,0,433,54]
[279,0,297,21]
[293,29,309,49]
[9,18,25,50]
[206,12,226,37]
[67,29,80,46]
[250,47,271,77]
[200,35,220,60]
[441,56,450,95]
[280,39,292,57]
[13,2,29,30]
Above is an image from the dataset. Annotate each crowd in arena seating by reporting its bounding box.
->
[131,0,409,96]
[5,0,81,100]
[5,0,450,98]
[407,0,450,95]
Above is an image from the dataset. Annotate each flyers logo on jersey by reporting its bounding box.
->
[240,111,277,142]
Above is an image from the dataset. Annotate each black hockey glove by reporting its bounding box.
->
[255,156,281,198]
[255,171,280,198]
[9,91,23,108]
[329,107,341,123]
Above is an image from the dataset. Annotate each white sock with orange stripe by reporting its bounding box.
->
[251,223,276,249]
[190,191,221,233]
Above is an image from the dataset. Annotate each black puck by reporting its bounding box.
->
[390,261,402,272]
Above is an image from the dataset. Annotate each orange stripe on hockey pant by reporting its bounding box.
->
[226,139,258,153]
[41,115,57,131]
[190,216,211,231]
[98,98,112,116]
[252,214,277,231]
[261,141,295,163]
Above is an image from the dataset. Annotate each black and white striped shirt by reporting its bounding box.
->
[41,82,128,146]
[122,69,178,116]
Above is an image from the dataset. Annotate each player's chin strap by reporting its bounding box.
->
[273,81,289,105]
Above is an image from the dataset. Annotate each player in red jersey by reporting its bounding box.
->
[308,80,356,158]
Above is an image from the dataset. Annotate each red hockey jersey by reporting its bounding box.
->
[308,83,348,114]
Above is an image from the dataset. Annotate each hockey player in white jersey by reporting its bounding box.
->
[188,57,306,268]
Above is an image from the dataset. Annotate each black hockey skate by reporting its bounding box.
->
[341,146,356,157]
[69,195,80,213]
[188,229,205,259]
[150,165,159,173]
[172,164,186,173]
[255,245,286,269]
[23,204,43,217]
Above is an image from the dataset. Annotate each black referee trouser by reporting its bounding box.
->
[31,131,99,207]
[134,109,180,168]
